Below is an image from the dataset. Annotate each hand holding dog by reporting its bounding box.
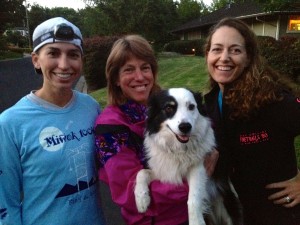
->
[266,171,300,207]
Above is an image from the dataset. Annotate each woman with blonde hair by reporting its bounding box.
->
[95,35,189,225]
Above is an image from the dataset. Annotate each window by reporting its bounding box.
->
[287,15,300,32]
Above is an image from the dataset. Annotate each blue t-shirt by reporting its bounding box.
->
[0,91,105,225]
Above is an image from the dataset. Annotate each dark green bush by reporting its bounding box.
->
[164,39,206,56]
[83,36,120,92]
[0,36,8,51]
[7,47,31,54]
[257,36,300,83]
[280,37,300,83]
[291,39,300,83]
[5,31,29,48]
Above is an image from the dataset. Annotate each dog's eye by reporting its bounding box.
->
[163,102,176,116]
[188,104,195,111]
[164,106,174,114]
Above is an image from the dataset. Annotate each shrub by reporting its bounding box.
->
[0,36,8,51]
[7,46,31,54]
[83,36,120,92]
[257,36,300,83]
[283,37,300,83]
[4,31,29,48]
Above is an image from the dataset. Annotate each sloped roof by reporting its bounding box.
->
[172,1,300,33]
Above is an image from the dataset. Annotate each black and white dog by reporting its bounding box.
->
[134,88,243,225]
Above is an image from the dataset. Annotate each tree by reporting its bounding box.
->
[28,4,51,37]
[4,30,28,47]
[176,0,203,24]
[210,0,231,11]
[0,0,26,33]
[253,0,297,11]
[49,7,81,26]
[209,0,298,12]
[79,6,109,37]
[198,0,210,14]
[84,0,179,49]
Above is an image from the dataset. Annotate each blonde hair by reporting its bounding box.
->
[106,34,160,106]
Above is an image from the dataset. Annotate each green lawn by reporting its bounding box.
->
[90,54,300,167]
[157,54,209,91]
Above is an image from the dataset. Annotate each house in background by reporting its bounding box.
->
[3,27,29,37]
[172,1,300,41]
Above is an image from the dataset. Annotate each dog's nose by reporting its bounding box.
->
[178,122,191,134]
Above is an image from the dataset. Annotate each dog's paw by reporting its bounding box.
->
[188,212,206,225]
[188,217,206,225]
[134,189,151,213]
[188,203,206,225]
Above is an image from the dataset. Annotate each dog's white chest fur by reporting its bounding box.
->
[134,88,216,225]
[144,115,214,184]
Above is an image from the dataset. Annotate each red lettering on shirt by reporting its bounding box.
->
[240,130,269,145]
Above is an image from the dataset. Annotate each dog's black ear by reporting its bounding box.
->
[192,91,207,116]
[147,95,156,122]
[146,90,169,134]
[147,90,164,123]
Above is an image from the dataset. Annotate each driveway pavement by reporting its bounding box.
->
[0,57,87,113]
[0,57,42,113]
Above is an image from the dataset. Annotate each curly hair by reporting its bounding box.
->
[205,17,296,119]
[106,34,161,106]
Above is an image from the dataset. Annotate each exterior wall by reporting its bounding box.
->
[263,16,278,38]
[250,16,278,39]
[176,14,300,41]
[247,15,300,39]
[252,22,265,36]
[187,31,202,40]
[180,31,201,40]
[3,28,29,37]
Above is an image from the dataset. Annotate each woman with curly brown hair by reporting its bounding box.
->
[204,17,300,225]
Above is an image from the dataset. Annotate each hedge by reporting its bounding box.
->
[257,36,300,83]
[83,36,120,92]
